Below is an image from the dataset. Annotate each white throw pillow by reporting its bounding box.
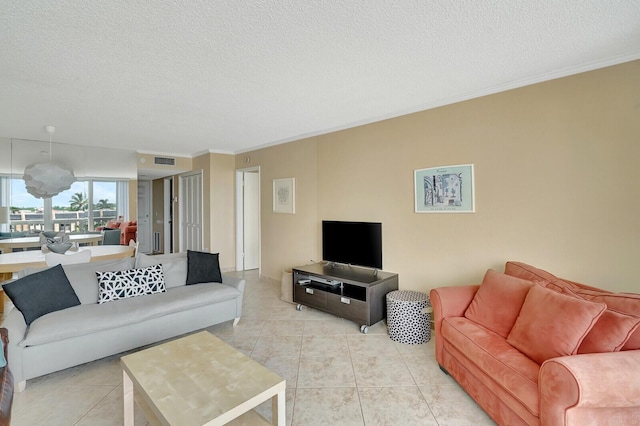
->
[97,264,166,304]
[135,252,187,289]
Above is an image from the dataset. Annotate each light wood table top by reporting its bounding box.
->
[0,245,134,274]
[121,331,286,426]
[0,233,104,253]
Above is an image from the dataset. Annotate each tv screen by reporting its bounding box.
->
[322,221,382,270]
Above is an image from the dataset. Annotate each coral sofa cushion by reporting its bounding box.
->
[464,269,534,337]
[579,308,640,353]
[573,289,640,350]
[504,261,578,293]
[507,285,606,364]
[561,287,640,353]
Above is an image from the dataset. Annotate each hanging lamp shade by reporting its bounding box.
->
[22,125,77,199]
[23,162,76,199]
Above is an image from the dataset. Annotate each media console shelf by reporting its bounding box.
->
[292,263,399,333]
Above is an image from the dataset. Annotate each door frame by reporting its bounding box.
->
[235,166,260,272]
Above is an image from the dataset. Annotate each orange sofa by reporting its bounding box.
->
[98,220,137,245]
[430,261,640,426]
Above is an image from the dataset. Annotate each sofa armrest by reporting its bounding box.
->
[430,285,479,365]
[539,350,640,425]
[221,274,246,318]
[0,309,27,390]
[222,274,245,292]
[119,224,137,245]
[0,328,13,425]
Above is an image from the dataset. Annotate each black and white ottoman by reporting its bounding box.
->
[386,290,431,344]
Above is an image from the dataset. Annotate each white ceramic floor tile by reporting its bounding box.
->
[261,319,305,336]
[9,270,499,426]
[218,318,266,336]
[297,356,356,388]
[74,386,150,426]
[352,356,416,387]
[215,334,259,357]
[402,353,457,387]
[12,384,114,426]
[347,334,401,357]
[358,386,438,426]
[251,335,303,357]
[292,387,364,426]
[302,317,352,335]
[269,305,309,320]
[420,384,497,426]
[250,355,300,388]
[300,334,350,357]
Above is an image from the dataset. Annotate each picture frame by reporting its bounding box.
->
[273,178,295,214]
[414,164,475,213]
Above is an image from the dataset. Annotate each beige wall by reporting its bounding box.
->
[237,141,320,276]
[193,152,236,271]
[127,180,137,223]
[237,60,640,293]
[210,154,236,270]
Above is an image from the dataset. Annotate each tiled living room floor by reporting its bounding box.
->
[9,270,496,426]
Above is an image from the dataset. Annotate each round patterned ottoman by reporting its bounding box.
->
[386,290,431,344]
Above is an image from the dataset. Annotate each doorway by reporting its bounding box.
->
[163,177,174,253]
[137,181,152,254]
[235,167,260,271]
[179,171,203,251]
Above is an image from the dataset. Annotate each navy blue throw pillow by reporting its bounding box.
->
[3,264,81,325]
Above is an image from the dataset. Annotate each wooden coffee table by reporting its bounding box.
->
[121,331,286,425]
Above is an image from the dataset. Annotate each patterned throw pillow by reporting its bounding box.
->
[96,264,166,304]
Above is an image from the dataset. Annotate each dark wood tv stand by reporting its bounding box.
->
[292,263,399,333]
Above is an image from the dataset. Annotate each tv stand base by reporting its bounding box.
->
[292,264,399,333]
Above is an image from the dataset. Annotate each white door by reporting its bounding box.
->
[137,181,152,253]
[243,171,259,270]
[235,167,260,271]
[180,172,203,251]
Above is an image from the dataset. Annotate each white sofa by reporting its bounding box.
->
[1,252,245,391]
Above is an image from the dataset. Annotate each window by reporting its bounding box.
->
[1,177,127,233]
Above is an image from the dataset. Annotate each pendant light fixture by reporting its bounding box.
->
[22,125,77,199]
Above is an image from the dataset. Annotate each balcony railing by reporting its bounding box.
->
[8,210,117,233]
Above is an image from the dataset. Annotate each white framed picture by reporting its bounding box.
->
[273,178,295,214]
[414,164,475,213]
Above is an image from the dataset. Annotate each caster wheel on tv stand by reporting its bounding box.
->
[360,325,369,334]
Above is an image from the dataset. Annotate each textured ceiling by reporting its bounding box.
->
[1,1,639,157]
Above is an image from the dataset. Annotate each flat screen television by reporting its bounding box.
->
[322,221,382,270]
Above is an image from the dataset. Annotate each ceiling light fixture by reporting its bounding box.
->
[22,125,77,199]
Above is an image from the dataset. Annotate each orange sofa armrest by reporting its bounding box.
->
[539,350,640,425]
[430,285,479,365]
